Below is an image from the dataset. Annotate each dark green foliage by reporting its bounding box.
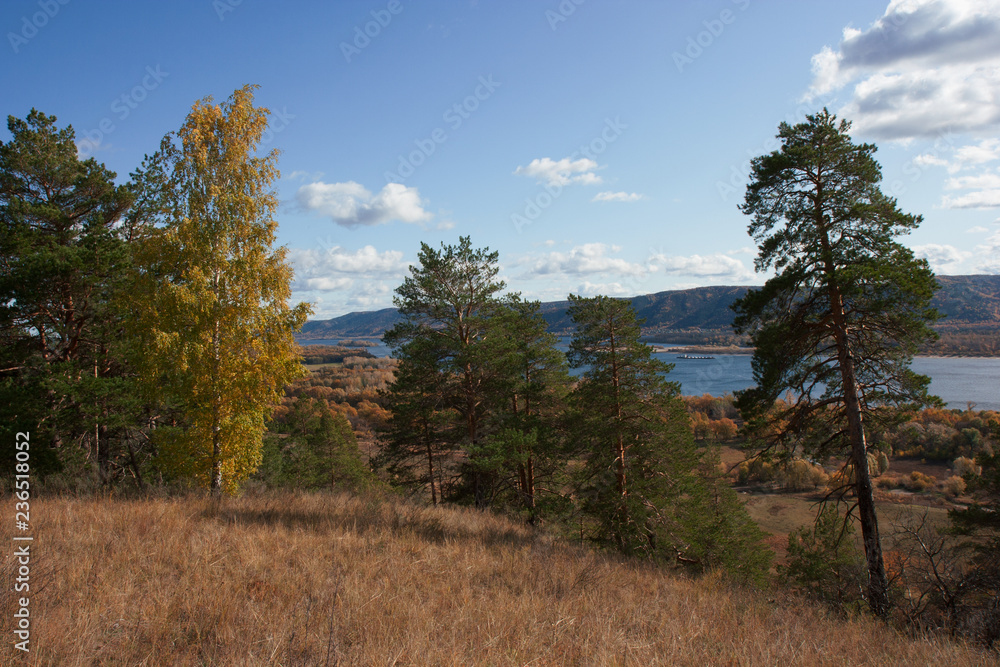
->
[565,294,689,553]
[782,504,866,607]
[469,296,571,521]
[733,109,940,448]
[0,109,143,485]
[565,294,770,582]
[948,420,1000,647]
[381,237,508,508]
[677,456,772,586]
[260,397,374,492]
[375,334,459,504]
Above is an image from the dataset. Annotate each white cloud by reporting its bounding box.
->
[285,170,323,182]
[574,281,631,297]
[805,0,1000,139]
[288,245,409,294]
[975,230,1000,273]
[954,138,1000,165]
[648,253,755,282]
[76,138,111,157]
[515,243,645,278]
[911,243,972,271]
[913,153,949,168]
[288,245,410,318]
[908,139,1000,208]
[513,157,602,187]
[942,190,1000,209]
[345,282,394,309]
[946,171,1000,190]
[844,66,1000,140]
[300,277,353,291]
[592,191,644,203]
[296,181,432,227]
[968,226,990,233]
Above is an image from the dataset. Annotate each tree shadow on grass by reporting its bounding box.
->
[198,494,536,549]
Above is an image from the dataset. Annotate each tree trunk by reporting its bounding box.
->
[211,426,223,496]
[610,327,626,499]
[526,456,536,524]
[838,344,891,616]
[425,421,437,506]
[466,364,488,510]
[126,436,145,491]
[97,423,109,485]
[826,272,891,617]
[210,274,223,497]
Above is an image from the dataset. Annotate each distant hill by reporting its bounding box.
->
[299,307,402,339]
[931,274,1000,324]
[297,275,1000,341]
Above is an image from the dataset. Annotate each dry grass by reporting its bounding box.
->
[2,492,996,666]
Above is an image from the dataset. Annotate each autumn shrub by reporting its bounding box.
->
[953,456,980,478]
[710,417,738,441]
[737,458,776,485]
[904,471,936,492]
[826,466,855,494]
[943,475,967,497]
[891,410,999,461]
[876,474,904,490]
[775,459,828,491]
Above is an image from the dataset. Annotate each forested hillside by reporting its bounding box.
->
[298,275,1000,343]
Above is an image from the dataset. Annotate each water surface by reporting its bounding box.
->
[299,338,1000,410]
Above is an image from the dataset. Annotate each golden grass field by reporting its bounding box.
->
[2,491,997,666]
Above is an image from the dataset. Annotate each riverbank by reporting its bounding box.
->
[650,344,755,355]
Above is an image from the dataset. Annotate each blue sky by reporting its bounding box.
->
[4,0,1000,319]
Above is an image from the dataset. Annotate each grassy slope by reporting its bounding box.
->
[2,492,995,666]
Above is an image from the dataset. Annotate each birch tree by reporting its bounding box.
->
[129,85,310,495]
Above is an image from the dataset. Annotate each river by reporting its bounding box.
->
[300,338,1000,411]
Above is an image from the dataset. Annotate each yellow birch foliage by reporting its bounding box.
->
[130,85,310,494]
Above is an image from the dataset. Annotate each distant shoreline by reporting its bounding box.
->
[648,346,1000,359]
[296,338,1000,360]
[651,344,754,355]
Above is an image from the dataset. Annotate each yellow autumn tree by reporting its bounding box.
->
[129,85,310,494]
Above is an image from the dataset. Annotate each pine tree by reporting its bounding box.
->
[383,237,505,507]
[128,85,310,495]
[376,335,458,504]
[0,109,136,481]
[470,296,570,521]
[565,294,770,581]
[948,420,1000,645]
[733,109,940,615]
[264,397,373,491]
